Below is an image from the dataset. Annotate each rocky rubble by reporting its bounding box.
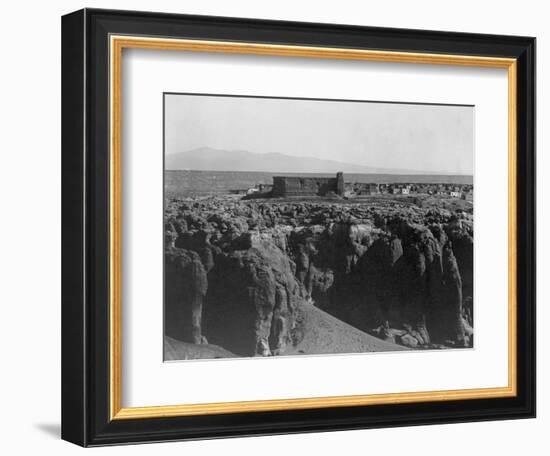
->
[164,196,474,356]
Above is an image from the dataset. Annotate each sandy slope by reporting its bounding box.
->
[284,302,406,355]
[165,303,405,361]
[164,336,236,361]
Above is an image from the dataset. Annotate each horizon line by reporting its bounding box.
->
[164,168,473,177]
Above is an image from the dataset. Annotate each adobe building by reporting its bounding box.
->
[272,172,344,197]
[350,182,379,195]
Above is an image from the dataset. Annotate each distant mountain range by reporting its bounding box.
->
[165,147,466,175]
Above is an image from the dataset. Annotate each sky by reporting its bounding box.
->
[164,93,474,175]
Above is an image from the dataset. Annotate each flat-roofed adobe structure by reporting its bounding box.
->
[272,172,344,197]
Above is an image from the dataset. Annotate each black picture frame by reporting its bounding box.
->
[62,8,536,447]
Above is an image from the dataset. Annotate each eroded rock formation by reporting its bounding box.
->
[164,197,474,355]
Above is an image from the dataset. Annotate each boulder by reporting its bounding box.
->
[204,240,304,356]
[399,333,419,348]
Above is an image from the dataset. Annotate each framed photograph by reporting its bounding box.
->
[61,8,535,446]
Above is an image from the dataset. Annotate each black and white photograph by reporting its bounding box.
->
[163,93,474,361]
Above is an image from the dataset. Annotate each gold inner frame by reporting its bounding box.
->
[109,35,518,420]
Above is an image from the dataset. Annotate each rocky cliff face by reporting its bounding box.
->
[164,231,208,345]
[164,197,474,356]
[205,240,303,356]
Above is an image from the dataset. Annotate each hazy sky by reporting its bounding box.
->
[165,94,474,174]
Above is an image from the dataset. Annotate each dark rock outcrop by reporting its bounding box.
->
[164,196,474,355]
[164,230,208,344]
[204,240,303,356]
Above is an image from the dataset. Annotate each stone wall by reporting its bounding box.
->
[272,172,344,197]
